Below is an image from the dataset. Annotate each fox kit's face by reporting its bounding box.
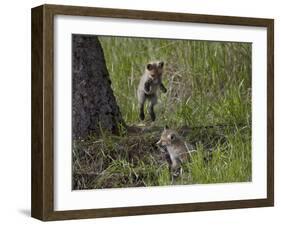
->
[156,128,178,146]
[146,61,164,82]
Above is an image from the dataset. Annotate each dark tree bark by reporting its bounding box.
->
[72,34,125,139]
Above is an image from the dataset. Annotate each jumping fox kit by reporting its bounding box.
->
[156,126,191,177]
[137,61,167,121]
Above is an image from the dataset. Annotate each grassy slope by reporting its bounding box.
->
[72,36,252,189]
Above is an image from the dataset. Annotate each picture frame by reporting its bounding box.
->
[31,4,274,221]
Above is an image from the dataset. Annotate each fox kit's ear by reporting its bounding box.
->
[147,63,153,71]
[159,61,164,68]
[164,125,169,130]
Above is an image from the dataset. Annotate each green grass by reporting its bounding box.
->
[72,36,252,189]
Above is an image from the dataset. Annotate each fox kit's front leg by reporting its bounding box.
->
[144,80,152,93]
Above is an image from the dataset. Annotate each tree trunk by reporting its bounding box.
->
[72,34,125,140]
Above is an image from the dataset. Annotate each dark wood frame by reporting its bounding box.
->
[31,4,274,221]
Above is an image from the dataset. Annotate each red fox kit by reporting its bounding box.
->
[156,126,191,178]
[137,61,167,121]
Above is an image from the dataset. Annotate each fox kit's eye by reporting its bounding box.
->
[147,63,153,71]
[170,134,175,141]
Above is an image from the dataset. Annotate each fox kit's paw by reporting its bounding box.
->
[144,81,151,93]
[139,112,145,121]
[172,167,182,177]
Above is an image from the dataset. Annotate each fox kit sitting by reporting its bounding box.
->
[137,61,167,121]
[156,126,191,179]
